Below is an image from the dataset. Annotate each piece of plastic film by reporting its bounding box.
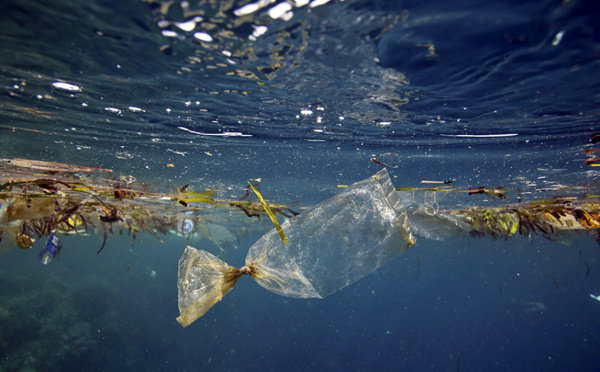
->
[245,168,416,298]
[176,169,416,326]
[176,247,243,327]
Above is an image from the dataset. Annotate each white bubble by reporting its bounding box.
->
[552,31,565,46]
[104,107,122,115]
[157,20,170,28]
[234,1,269,16]
[174,19,198,32]
[309,0,331,8]
[52,81,81,93]
[193,32,214,42]
[251,25,268,39]
[269,2,292,19]
[162,30,180,38]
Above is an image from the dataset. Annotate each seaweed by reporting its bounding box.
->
[445,197,600,244]
[248,182,287,244]
[395,184,506,200]
[0,158,297,258]
[4,156,600,260]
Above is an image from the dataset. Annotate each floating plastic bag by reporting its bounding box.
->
[176,169,416,327]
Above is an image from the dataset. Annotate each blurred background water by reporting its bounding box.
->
[1,0,600,371]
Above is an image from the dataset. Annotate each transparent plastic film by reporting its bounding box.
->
[246,168,415,298]
[176,169,416,326]
[176,247,243,327]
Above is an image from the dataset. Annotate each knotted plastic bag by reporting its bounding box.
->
[176,169,416,327]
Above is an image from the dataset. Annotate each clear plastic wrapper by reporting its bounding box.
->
[177,169,416,327]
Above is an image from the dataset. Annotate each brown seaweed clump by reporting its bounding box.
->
[446,197,600,244]
[0,158,296,256]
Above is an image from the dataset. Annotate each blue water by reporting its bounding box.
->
[1,0,600,370]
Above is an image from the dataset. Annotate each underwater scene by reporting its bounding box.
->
[1,0,600,371]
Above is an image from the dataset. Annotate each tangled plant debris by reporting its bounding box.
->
[0,158,296,260]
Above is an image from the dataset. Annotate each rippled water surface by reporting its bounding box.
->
[1,0,600,371]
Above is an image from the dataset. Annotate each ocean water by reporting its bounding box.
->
[1,0,600,371]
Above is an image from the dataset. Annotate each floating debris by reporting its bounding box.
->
[176,169,414,326]
[395,184,505,201]
[370,153,398,169]
[39,233,62,265]
[421,180,454,185]
[0,158,112,173]
[248,182,287,244]
[0,158,295,258]
[406,195,600,244]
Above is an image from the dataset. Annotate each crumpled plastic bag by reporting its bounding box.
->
[176,169,416,327]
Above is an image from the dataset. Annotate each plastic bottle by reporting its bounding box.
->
[39,233,62,265]
[177,218,194,235]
